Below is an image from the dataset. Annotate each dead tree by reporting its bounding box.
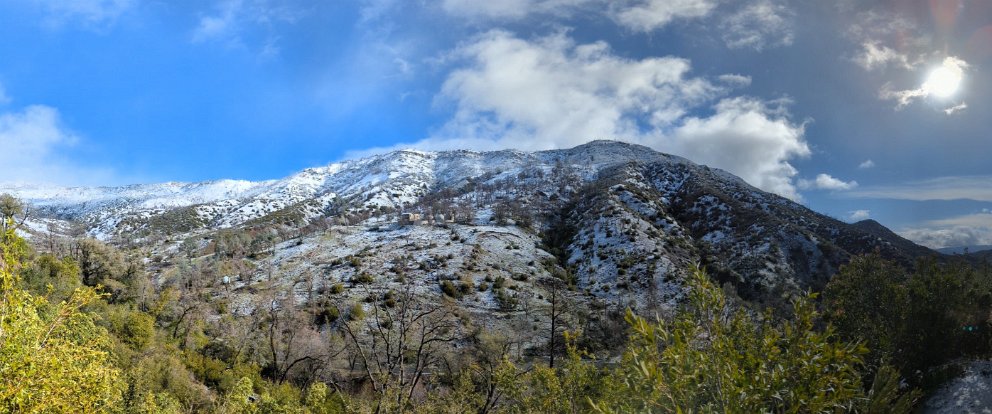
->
[342,283,461,411]
[540,277,572,368]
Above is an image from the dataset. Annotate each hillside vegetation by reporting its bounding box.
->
[5,206,992,412]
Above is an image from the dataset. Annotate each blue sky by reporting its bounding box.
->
[0,0,990,248]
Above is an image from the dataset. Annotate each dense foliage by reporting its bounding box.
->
[824,253,992,388]
[0,221,123,412]
[3,201,985,412]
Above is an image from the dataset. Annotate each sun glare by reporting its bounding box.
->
[923,58,965,99]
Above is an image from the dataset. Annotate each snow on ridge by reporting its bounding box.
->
[2,141,688,237]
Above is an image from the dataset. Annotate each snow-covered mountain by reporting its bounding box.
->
[1,142,679,238]
[1,140,936,301]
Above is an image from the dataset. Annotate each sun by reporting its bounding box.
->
[922,58,966,99]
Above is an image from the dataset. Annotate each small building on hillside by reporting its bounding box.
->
[433,213,454,224]
[400,212,422,225]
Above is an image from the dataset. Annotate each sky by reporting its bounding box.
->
[0,0,990,249]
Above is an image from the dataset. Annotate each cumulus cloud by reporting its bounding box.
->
[719,0,794,51]
[847,209,870,221]
[0,104,111,185]
[797,173,858,191]
[899,212,992,249]
[354,31,813,199]
[611,0,715,32]
[33,0,134,28]
[427,30,721,149]
[849,176,992,202]
[858,159,874,169]
[671,98,809,199]
[854,41,910,71]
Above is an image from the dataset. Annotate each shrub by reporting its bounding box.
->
[441,280,463,299]
[314,304,340,326]
[352,273,374,284]
[495,289,518,311]
[590,267,919,413]
[348,303,365,321]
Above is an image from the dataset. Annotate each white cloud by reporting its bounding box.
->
[440,0,593,20]
[797,173,857,191]
[878,84,926,108]
[611,0,715,32]
[879,57,968,111]
[670,98,809,199]
[192,0,301,55]
[355,31,811,199]
[858,159,874,169]
[439,0,717,31]
[720,0,794,51]
[854,41,910,71]
[847,209,870,221]
[944,102,967,115]
[427,30,720,150]
[717,74,751,87]
[0,105,74,158]
[848,176,992,202]
[193,12,235,43]
[0,105,112,185]
[360,0,401,23]
[33,0,134,28]
[846,9,918,40]
[438,0,793,51]
[846,8,931,67]
[899,212,992,249]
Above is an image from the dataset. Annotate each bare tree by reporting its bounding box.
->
[342,283,462,411]
[263,295,343,384]
[539,277,572,368]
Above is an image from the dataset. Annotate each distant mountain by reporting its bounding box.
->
[1,140,939,304]
[937,245,992,255]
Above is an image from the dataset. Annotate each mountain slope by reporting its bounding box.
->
[2,140,938,304]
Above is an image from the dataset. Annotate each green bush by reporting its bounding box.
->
[314,304,340,326]
[110,308,156,350]
[348,303,365,321]
[352,273,374,284]
[590,267,918,413]
[441,280,463,299]
[824,254,992,384]
[495,288,517,311]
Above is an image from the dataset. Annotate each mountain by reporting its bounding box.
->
[1,140,938,307]
[937,245,992,255]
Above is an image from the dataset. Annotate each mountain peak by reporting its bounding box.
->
[564,139,656,153]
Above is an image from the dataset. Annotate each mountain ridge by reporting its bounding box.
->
[2,140,938,304]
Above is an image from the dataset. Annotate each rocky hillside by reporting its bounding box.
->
[3,141,939,309]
